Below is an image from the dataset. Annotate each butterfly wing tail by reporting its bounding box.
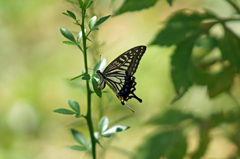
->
[131,93,142,103]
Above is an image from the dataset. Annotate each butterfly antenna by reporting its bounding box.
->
[124,102,135,113]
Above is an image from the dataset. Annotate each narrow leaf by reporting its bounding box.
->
[96,139,103,148]
[115,0,157,16]
[62,12,69,17]
[88,16,97,30]
[102,125,130,136]
[167,0,173,6]
[67,10,76,20]
[70,145,87,151]
[86,1,93,8]
[92,27,99,31]
[82,74,90,80]
[78,0,84,7]
[84,0,89,7]
[68,99,80,113]
[77,29,86,42]
[75,114,83,118]
[53,108,76,114]
[71,129,87,148]
[69,73,86,81]
[99,116,109,133]
[59,27,76,43]
[87,138,92,151]
[92,77,102,97]
[94,15,111,28]
[93,58,106,74]
[62,41,76,45]
[94,132,100,140]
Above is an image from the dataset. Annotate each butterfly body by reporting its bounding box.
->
[96,45,146,112]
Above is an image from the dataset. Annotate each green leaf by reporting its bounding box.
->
[92,27,99,31]
[59,27,76,43]
[93,58,106,74]
[62,41,76,45]
[87,138,92,151]
[114,0,157,16]
[69,145,87,151]
[67,10,76,20]
[62,13,69,17]
[77,29,86,42]
[94,132,100,140]
[92,77,102,97]
[71,129,87,148]
[96,139,103,148]
[84,0,89,7]
[171,33,201,101]
[68,99,80,114]
[94,15,111,28]
[98,116,109,134]
[69,73,86,81]
[206,67,235,98]
[62,12,70,17]
[86,1,93,8]
[191,126,210,158]
[192,36,219,64]
[75,114,83,118]
[195,36,218,51]
[165,131,187,159]
[209,111,240,127]
[133,130,187,159]
[101,125,130,136]
[53,108,76,114]
[78,0,84,7]
[88,16,97,30]
[151,10,210,46]
[167,0,173,6]
[82,74,90,80]
[219,27,240,73]
[148,109,196,125]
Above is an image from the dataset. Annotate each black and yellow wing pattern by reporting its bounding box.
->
[96,45,146,112]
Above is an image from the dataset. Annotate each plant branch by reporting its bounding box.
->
[81,8,96,159]
[226,0,240,15]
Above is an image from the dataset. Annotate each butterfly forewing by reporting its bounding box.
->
[103,46,146,75]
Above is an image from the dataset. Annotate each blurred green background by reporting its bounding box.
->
[1,0,240,158]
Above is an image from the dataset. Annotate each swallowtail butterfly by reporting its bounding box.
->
[96,45,146,112]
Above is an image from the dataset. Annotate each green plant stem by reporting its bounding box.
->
[202,17,240,27]
[81,8,96,159]
[226,0,240,15]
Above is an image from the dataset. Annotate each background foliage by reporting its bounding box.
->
[0,0,240,158]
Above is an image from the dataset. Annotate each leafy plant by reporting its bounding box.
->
[150,4,240,102]
[54,1,132,158]
[109,0,240,158]
[133,108,240,159]
[54,0,240,158]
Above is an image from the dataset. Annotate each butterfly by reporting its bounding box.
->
[96,45,146,112]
